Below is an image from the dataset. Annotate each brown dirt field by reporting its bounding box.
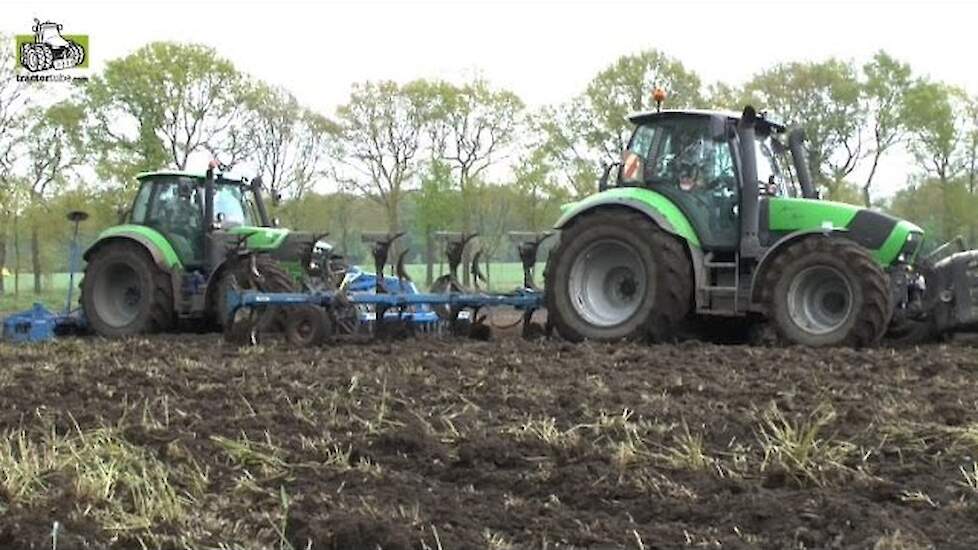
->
[2,331,978,549]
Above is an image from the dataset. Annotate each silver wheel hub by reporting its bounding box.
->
[568,239,648,327]
[787,265,854,335]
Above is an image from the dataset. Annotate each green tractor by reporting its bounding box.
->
[545,104,978,346]
[80,164,338,337]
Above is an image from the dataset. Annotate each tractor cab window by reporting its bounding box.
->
[214,185,255,228]
[142,178,205,265]
[628,115,739,250]
[756,135,799,197]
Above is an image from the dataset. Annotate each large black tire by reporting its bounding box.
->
[763,236,891,347]
[213,255,296,328]
[81,241,174,337]
[36,44,53,71]
[544,210,692,342]
[67,41,85,66]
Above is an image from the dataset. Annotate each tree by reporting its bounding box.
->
[426,78,524,283]
[583,50,702,159]
[414,160,457,285]
[860,51,913,206]
[334,80,433,242]
[86,42,251,200]
[903,81,966,240]
[246,83,338,202]
[539,50,702,197]
[512,148,570,232]
[744,59,864,193]
[0,33,31,294]
[22,101,85,293]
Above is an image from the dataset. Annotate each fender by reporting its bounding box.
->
[554,187,708,308]
[750,228,849,304]
[554,187,701,247]
[84,225,183,271]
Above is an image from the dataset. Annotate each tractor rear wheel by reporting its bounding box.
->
[765,237,891,347]
[81,241,174,337]
[544,210,692,342]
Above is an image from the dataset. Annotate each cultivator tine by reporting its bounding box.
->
[471,250,487,291]
[396,249,412,285]
[363,231,406,294]
[470,308,491,340]
[509,231,553,290]
[437,231,479,282]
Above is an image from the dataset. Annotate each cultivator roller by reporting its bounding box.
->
[224,231,553,346]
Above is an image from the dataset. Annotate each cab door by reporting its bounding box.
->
[627,115,740,251]
[136,177,206,266]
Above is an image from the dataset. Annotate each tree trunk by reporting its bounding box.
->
[13,212,19,296]
[31,218,41,294]
[862,151,882,208]
[941,175,952,242]
[386,199,400,277]
[425,228,434,287]
[0,233,6,295]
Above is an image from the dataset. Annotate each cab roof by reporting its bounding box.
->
[135,170,244,183]
[627,109,787,132]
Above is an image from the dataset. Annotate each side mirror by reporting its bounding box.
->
[271,217,280,228]
[598,161,620,192]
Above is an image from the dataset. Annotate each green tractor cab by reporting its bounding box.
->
[81,166,340,337]
[546,104,975,346]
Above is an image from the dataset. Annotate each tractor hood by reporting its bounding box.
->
[227,226,290,250]
[765,197,923,264]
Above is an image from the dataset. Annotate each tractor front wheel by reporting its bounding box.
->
[544,210,692,342]
[81,241,174,337]
[765,237,891,347]
[213,255,296,328]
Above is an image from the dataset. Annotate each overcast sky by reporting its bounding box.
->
[6,0,978,196]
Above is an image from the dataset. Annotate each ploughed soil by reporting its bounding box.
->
[2,329,978,549]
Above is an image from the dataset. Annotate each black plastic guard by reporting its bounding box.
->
[930,250,978,332]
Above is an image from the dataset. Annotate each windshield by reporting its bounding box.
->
[214,184,256,227]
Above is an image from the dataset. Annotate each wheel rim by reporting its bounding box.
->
[787,265,854,335]
[568,239,648,327]
[93,262,143,328]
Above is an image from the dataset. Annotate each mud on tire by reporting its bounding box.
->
[544,209,692,342]
[80,241,174,337]
[762,236,891,347]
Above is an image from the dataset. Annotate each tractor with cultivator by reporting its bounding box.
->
[6,99,978,348]
[223,101,978,348]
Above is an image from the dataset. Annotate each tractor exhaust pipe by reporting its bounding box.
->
[251,176,272,227]
[204,162,216,265]
[737,106,761,258]
[788,128,816,199]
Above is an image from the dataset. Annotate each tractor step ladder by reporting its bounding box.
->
[702,252,740,314]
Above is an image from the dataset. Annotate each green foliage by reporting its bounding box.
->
[85,42,249,201]
[860,51,913,206]
[903,80,966,181]
[890,177,978,246]
[744,59,864,191]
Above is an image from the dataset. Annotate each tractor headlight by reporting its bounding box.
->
[898,232,923,263]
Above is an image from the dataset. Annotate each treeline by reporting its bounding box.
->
[1,38,977,293]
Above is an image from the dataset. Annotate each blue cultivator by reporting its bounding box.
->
[1,211,90,343]
[224,231,552,347]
